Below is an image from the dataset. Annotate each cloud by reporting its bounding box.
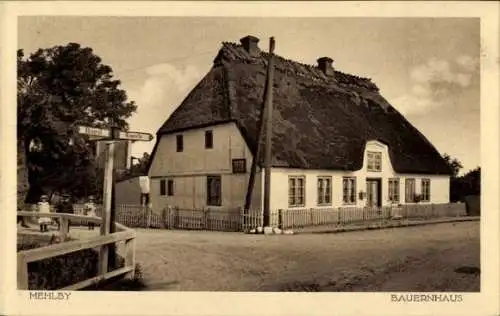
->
[124,63,206,154]
[393,56,479,116]
[456,55,479,72]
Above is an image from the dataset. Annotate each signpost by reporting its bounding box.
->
[77,126,111,139]
[113,130,154,142]
[77,125,153,274]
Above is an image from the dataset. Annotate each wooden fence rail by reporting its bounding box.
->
[17,212,136,290]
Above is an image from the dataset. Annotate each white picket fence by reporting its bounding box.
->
[66,203,466,232]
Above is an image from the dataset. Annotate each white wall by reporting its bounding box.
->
[148,122,262,212]
[269,140,450,210]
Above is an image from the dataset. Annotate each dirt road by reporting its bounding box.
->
[131,221,479,291]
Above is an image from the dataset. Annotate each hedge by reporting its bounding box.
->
[18,237,125,290]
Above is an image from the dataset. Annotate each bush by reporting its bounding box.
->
[464,195,480,216]
[18,237,126,290]
[27,249,100,290]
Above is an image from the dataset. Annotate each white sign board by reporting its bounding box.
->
[77,126,111,139]
[115,131,154,142]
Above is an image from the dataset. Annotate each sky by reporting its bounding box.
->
[18,17,480,174]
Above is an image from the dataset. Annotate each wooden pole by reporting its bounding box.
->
[243,37,276,224]
[263,37,276,228]
[243,91,267,216]
[108,168,117,270]
[99,141,114,275]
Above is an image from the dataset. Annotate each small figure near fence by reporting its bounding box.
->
[37,195,52,232]
[55,193,74,232]
[84,196,97,230]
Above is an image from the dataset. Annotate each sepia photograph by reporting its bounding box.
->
[1,1,499,316]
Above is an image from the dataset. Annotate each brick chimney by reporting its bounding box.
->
[240,35,260,57]
[317,57,334,76]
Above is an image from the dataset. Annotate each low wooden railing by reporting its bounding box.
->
[17,212,136,290]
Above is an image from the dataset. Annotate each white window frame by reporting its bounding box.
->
[421,179,431,202]
[317,176,332,206]
[388,178,400,203]
[367,151,382,172]
[232,159,247,174]
[289,176,306,207]
[405,178,416,203]
[342,177,357,205]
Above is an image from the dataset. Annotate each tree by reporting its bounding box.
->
[130,152,150,175]
[451,167,481,202]
[17,43,137,204]
[442,153,463,178]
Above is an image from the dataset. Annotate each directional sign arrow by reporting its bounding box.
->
[77,125,111,139]
[114,130,154,142]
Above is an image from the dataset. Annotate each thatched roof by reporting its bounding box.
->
[153,36,451,175]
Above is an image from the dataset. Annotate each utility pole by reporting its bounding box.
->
[243,37,276,228]
[263,37,276,227]
[243,73,268,216]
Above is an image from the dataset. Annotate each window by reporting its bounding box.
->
[342,177,357,204]
[205,130,213,149]
[207,176,222,206]
[317,176,332,205]
[160,179,166,196]
[176,135,183,152]
[232,159,247,174]
[288,176,305,207]
[421,179,431,202]
[367,151,382,172]
[388,178,400,203]
[167,179,174,196]
[405,178,416,203]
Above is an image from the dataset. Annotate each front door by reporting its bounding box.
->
[366,179,381,207]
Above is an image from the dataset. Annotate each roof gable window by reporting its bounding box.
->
[367,151,382,172]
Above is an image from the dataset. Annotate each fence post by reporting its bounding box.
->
[167,206,173,228]
[161,208,167,228]
[60,217,69,241]
[204,208,210,230]
[125,237,136,279]
[174,207,180,229]
[278,209,283,229]
[238,207,244,231]
[146,206,152,228]
[17,254,28,290]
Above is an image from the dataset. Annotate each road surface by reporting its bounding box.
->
[128,221,479,291]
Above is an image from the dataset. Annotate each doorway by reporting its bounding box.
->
[366,178,382,207]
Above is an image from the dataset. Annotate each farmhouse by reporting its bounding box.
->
[147,35,451,213]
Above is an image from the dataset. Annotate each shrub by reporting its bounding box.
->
[18,237,126,290]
